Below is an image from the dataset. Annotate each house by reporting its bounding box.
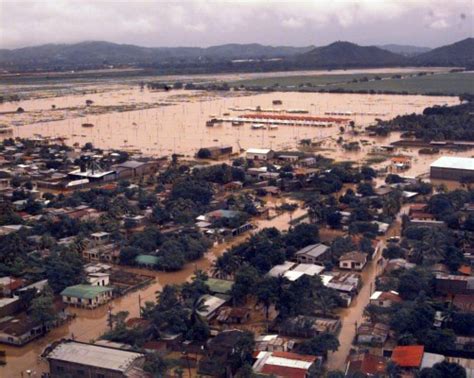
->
[369,291,402,308]
[252,351,319,378]
[356,322,390,345]
[198,330,251,377]
[86,272,110,287]
[295,243,330,264]
[391,345,424,371]
[323,272,361,306]
[60,284,114,309]
[277,316,341,338]
[90,231,110,245]
[391,156,411,170]
[435,273,474,295]
[45,340,146,378]
[339,252,367,271]
[246,148,274,161]
[0,296,20,317]
[205,278,234,296]
[255,335,291,352]
[0,313,44,346]
[268,261,296,278]
[216,307,250,324]
[197,294,229,320]
[346,353,387,377]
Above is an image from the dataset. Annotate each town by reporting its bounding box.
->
[0,90,473,377]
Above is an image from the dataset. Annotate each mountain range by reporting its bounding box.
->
[0,38,472,73]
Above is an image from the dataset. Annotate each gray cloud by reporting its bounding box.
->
[0,0,472,49]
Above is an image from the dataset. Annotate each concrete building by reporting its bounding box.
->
[430,156,474,181]
[61,284,113,309]
[339,252,367,271]
[46,340,146,378]
[246,148,274,161]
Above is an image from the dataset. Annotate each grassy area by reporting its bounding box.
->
[231,73,399,88]
[330,72,474,95]
[232,71,474,96]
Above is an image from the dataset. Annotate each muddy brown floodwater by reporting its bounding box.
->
[0,203,302,377]
[0,89,458,159]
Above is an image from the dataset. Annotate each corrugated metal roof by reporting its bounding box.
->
[48,341,143,372]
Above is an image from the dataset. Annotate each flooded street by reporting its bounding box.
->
[0,201,301,377]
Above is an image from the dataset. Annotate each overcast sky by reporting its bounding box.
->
[0,0,472,49]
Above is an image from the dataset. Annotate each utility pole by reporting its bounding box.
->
[107,305,113,330]
[138,294,142,318]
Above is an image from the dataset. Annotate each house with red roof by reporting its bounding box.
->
[391,345,424,373]
[346,352,387,377]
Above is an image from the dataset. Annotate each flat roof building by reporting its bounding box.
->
[430,156,474,181]
[46,340,145,378]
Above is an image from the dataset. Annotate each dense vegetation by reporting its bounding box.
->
[369,96,474,141]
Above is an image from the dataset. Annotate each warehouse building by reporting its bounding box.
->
[430,156,474,181]
[46,340,145,377]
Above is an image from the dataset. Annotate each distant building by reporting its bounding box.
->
[246,148,274,161]
[113,160,158,179]
[45,340,146,378]
[199,145,233,159]
[430,156,474,181]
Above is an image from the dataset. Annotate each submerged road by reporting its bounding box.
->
[327,209,404,372]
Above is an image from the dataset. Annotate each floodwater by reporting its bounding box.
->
[0,202,301,377]
[0,80,463,376]
[0,88,458,160]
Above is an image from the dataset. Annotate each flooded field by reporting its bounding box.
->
[0,86,459,163]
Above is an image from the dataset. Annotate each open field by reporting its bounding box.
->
[232,71,474,95]
[231,72,400,88]
[330,71,474,95]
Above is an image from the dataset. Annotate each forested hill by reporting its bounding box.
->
[0,38,471,73]
[412,38,474,68]
[294,41,408,68]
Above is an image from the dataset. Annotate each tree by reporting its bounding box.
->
[256,277,278,320]
[197,148,212,159]
[143,352,169,377]
[296,332,340,358]
[45,249,84,293]
[29,286,57,330]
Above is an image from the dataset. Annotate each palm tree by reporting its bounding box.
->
[189,296,208,326]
